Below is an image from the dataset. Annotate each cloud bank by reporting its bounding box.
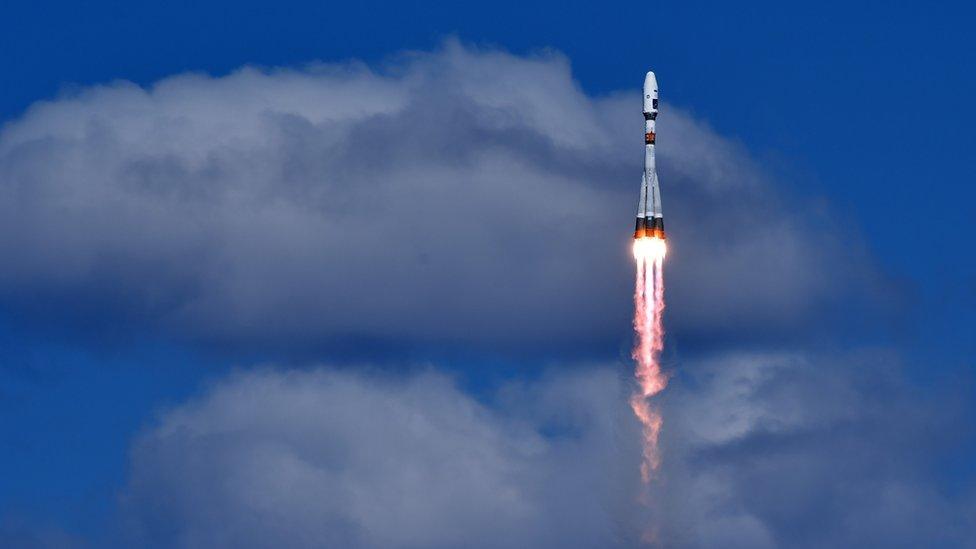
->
[655,351,974,548]
[120,357,973,548]
[122,367,639,548]
[0,41,885,353]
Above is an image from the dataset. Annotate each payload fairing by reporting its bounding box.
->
[634,71,665,240]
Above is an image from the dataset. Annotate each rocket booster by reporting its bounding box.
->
[634,71,665,240]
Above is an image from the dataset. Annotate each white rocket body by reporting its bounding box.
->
[635,71,665,239]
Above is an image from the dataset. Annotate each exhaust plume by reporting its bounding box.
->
[630,237,668,483]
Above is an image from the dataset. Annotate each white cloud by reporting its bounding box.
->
[118,351,974,548]
[653,351,974,548]
[0,41,885,352]
[122,366,641,548]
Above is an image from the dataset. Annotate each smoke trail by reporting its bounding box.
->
[630,238,667,483]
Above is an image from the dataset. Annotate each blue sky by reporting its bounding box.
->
[0,1,973,547]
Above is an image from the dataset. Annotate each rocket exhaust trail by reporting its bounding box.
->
[631,70,668,483]
[631,241,667,482]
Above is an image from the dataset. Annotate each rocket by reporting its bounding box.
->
[634,71,665,240]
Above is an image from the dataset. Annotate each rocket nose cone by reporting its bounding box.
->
[643,71,658,114]
[644,71,657,94]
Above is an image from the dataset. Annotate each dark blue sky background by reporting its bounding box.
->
[0,1,973,544]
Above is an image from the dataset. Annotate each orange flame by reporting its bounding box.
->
[631,236,667,483]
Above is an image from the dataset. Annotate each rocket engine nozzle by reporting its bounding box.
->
[634,217,666,241]
[634,217,647,239]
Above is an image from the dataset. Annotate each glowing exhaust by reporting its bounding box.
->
[630,236,668,482]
